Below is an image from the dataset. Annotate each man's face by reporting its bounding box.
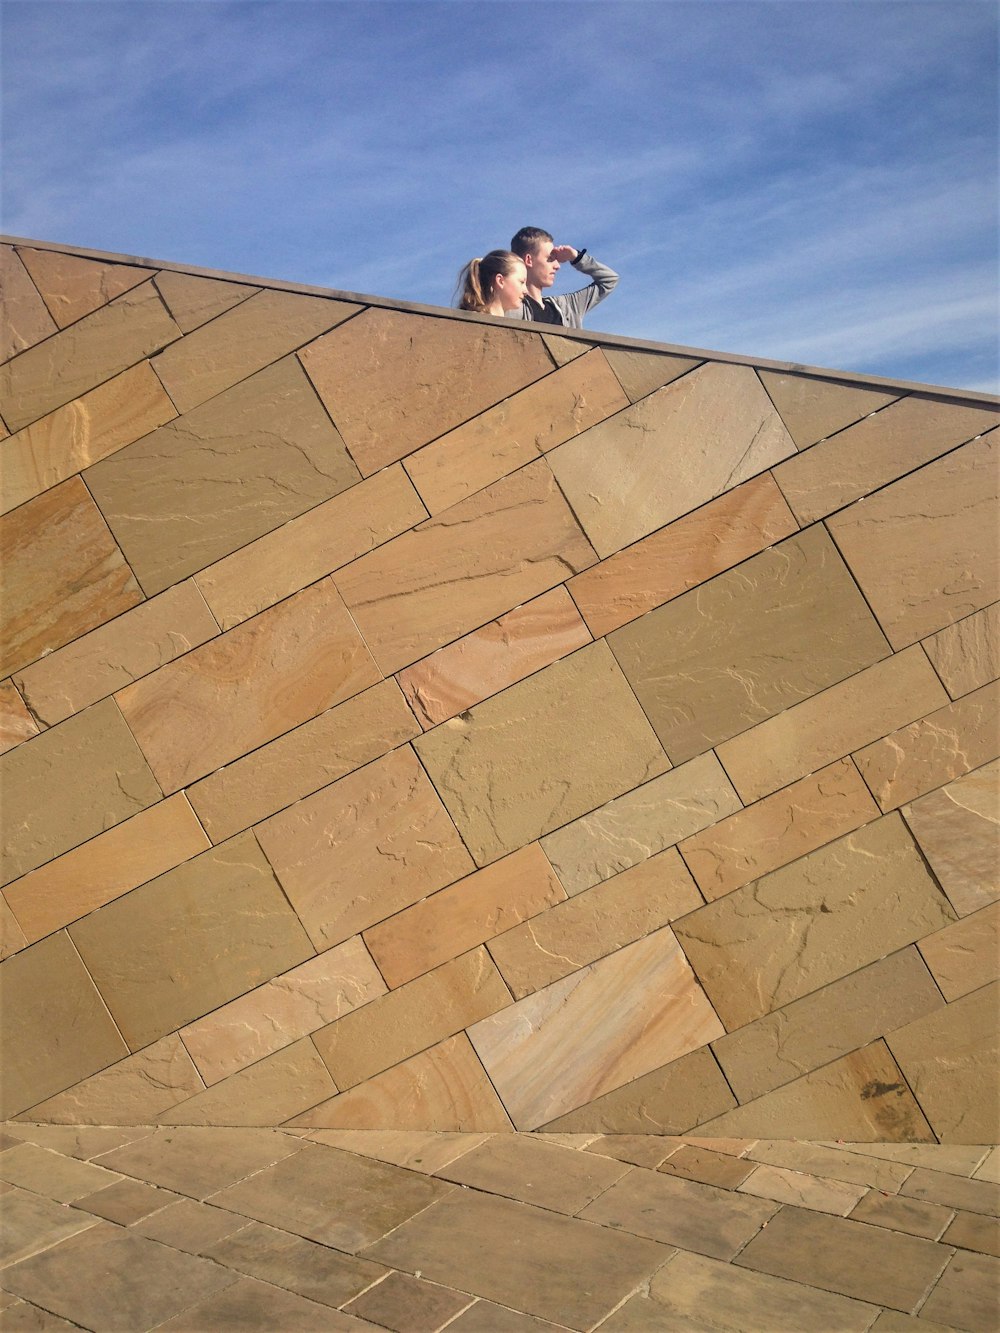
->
[525,241,560,288]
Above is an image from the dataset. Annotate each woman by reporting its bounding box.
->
[456,250,528,316]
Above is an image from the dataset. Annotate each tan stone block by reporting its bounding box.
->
[757,370,899,449]
[68,833,314,1050]
[255,746,474,949]
[0,280,180,431]
[919,1251,1000,1333]
[469,926,723,1129]
[0,680,38,756]
[5,794,209,943]
[855,679,1000,810]
[775,395,998,523]
[186,679,418,842]
[364,844,565,989]
[0,699,161,887]
[158,1040,336,1126]
[656,1143,756,1188]
[919,903,1000,1002]
[0,1143,122,1203]
[924,602,1000,699]
[602,347,702,402]
[438,1134,629,1215]
[153,270,258,333]
[290,1034,513,1131]
[335,460,596,674]
[680,759,880,901]
[489,848,702,998]
[194,465,425,629]
[86,357,361,596]
[718,645,950,803]
[0,932,129,1118]
[541,332,587,365]
[674,815,956,1030]
[887,983,1000,1142]
[548,361,796,558]
[974,1146,1000,1182]
[850,1193,952,1240]
[610,526,891,762]
[831,434,1000,651]
[825,1141,990,1174]
[314,947,512,1089]
[0,476,144,677]
[17,248,150,327]
[0,245,57,360]
[414,641,667,865]
[0,894,27,959]
[117,575,379,793]
[900,1163,1000,1213]
[299,306,552,474]
[541,753,740,894]
[738,1163,866,1215]
[745,1140,914,1191]
[903,761,1000,916]
[305,1129,492,1174]
[712,948,943,1104]
[942,1210,1000,1256]
[405,349,629,513]
[179,937,387,1084]
[568,472,798,638]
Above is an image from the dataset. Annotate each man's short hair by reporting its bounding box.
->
[511,227,553,258]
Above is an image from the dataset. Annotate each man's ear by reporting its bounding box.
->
[521,250,535,270]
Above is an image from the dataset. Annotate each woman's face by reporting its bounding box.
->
[496,259,528,311]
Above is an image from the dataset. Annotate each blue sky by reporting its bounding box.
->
[3,0,997,390]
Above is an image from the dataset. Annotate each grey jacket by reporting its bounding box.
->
[508,251,619,328]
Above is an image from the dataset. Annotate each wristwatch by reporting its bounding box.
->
[572,248,588,265]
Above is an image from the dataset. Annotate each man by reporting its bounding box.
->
[508,226,619,327]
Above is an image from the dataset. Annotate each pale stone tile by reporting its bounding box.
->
[344,1270,474,1331]
[974,1147,1000,1183]
[153,270,258,332]
[95,1124,305,1199]
[397,587,592,729]
[437,1134,627,1214]
[130,1196,251,1254]
[548,361,796,558]
[602,346,702,401]
[757,369,898,449]
[300,306,553,474]
[870,1311,961,1333]
[745,1141,915,1191]
[826,1142,990,1175]
[900,1165,1000,1214]
[851,1191,954,1240]
[469,925,723,1130]
[0,245,57,360]
[942,1210,1000,1256]
[903,762,1000,917]
[0,1185,99,1268]
[17,248,150,326]
[0,680,38,757]
[158,1040,336,1126]
[679,1138,759,1157]
[116,575,379,793]
[0,894,28,960]
[199,1217,389,1302]
[919,1251,1000,1332]
[918,903,1000,1002]
[738,1162,867,1215]
[73,1175,180,1225]
[828,433,999,648]
[541,332,588,365]
[0,1143,121,1202]
[304,1129,493,1174]
[255,746,474,950]
[656,1144,756,1188]
[2,1125,155,1160]
[923,602,1000,700]
[414,641,667,866]
[567,472,798,638]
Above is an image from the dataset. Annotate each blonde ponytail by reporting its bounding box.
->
[456,250,522,312]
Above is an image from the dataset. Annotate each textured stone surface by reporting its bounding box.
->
[157,1040,337,1126]
[851,1191,954,1241]
[0,894,28,959]
[919,1251,1000,1332]
[438,1134,627,1215]
[923,601,1000,699]
[0,1143,120,1203]
[738,1163,866,1215]
[153,270,258,332]
[0,680,38,756]
[603,346,702,400]
[344,1270,473,1331]
[757,369,898,449]
[902,761,1000,917]
[0,244,57,361]
[918,903,1000,1001]
[95,1125,304,1199]
[0,1185,98,1268]
[16,248,150,327]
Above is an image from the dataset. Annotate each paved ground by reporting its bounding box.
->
[0,1126,997,1331]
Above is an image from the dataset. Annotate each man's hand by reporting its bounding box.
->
[550,245,579,263]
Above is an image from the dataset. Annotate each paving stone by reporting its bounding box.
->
[0,1144,120,1203]
[4,1126,154,1161]
[202,1220,388,1308]
[435,1134,627,1215]
[744,1141,914,1191]
[918,1250,1000,1332]
[155,1274,379,1331]
[0,680,38,757]
[941,1211,1000,1257]
[0,245,57,361]
[918,903,1000,1001]
[656,1144,756,1188]
[900,1168,1000,1217]
[923,602,1000,700]
[16,247,150,327]
[446,1301,568,1332]
[344,1270,474,1331]
[130,1197,253,1253]
[869,1312,960,1333]
[96,1126,304,1200]
[903,763,1000,917]
[158,1039,337,1126]
[0,1301,82,1330]
[738,1162,866,1215]
[303,1130,490,1175]
[0,1186,98,1267]
[71,1175,180,1225]
[602,346,701,400]
[584,1135,681,1169]
[826,1143,992,1176]
[153,269,258,333]
[757,368,898,449]
[0,894,27,960]
[974,1148,1000,1183]
[850,1190,953,1240]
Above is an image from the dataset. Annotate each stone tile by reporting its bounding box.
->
[16,247,150,327]
[711,948,944,1103]
[97,1126,303,1199]
[314,949,511,1090]
[548,361,796,558]
[0,680,38,756]
[568,472,798,639]
[202,1219,387,1306]
[541,753,739,894]
[975,1147,1000,1183]
[656,1145,756,1188]
[436,1134,627,1215]
[366,1186,670,1330]
[0,361,177,516]
[130,1197,253,1253]
[869,1310,965,1332]
[586,1135,682,1168]
[0,279,180,431]
[0,245,57,360]
[745,1141,915,1191]
[187,679,418,842]
[344,1270,474,1330]
[821,1143,990,1176]
[919,904,999,1001]
[404,348,628,513]
[757,369,899,449]
[468,926,723,1130]
[69,833,314,1049]
[300,306,552,474]
[256,746,474,950]
[0,475,143,677]
[0,1301,81,1330]
[734,1204,952,1312]
[924,603,1000,699]
[1,1125,154,1160]
[160,1276,381,1330]
[0,895,27,959]
[541,332,587,366]
[901,1166,1000,1216]
[0,932,129,1119]
[447,1301,581,1332]
[919,1250,1000,1331]
[180,938,386,1085]
[305,1129,491,1174]
[335,459,596,674]
[674,815,955,1030]
[489,847,702,999]
[414,641,666,865]
[903,762,1000,917]
[942,1211,1000,1257]
[0,1143,119,1205]
[603,346,702,401]
[158,1039,337,1126]
[680,1137,760,1156]
[830,434,999,649]
[72,1176,180,1225]
[738,1162,866,1215]
[0,1186,98,1267]
[850,1191,954,1240]
[364,844,565,989]
[195,464,425,630]
[717,645,949,802]
[398,587,592,729]
[153,269,258,332]
[5,794,210,943]
[608,525,890,762]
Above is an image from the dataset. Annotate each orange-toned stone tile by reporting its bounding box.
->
[541,332,588,365]
[256,745,473,949]
[0,280,180,431]
[438,1134,628,1215]
[603,346,702,401]
[903,762,1000,916]
[0,1142,122,1202]
[397,587,591,728]
[17,247,150,327]
[488,847,702,999]
[152,270,258,333]
[918,903,1000,1002]
[5,794,209,943]
[314,948,512,1090]
[404,349,628,513]
[0,475,144,678]
[364,844,565,989]
[0,894,28,959]
[656,1144,756,1188]
[335,459,596,674]
[923,602,1000,699]
[757,369,899,449]
[899,1161,1000,1212]
[679,758,879,900]
[0,680,38,756]
[0,245,57,360]
[158,1040,337,1126]
[717,645,950,802]
[414,641,667,865]
[942,1210,1000,1256]
[744,1141,913,1190]
[548,361,796,558]
[300,306,553,473]
[0,362,177,516]
[116,575,379,793]
[344,1270,473,1331]
[305,1129,491,1174]
[469,925,723,1129]
[194,465,425,629]
[568,472,798,638]
[291,1033,513,1130]
[738,1163,867,1215]
[180,937,386,1084]
[919,1250,1000,1332]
